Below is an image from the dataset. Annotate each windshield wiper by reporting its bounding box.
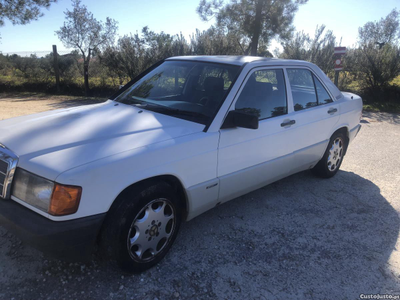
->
[123,96,167,109]
[118,96,146,106]
[123,96,209,120]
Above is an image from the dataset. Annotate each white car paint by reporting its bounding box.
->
[0,56,362,222]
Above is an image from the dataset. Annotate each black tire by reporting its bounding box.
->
[101,181,182,273]
[311,131,347,178]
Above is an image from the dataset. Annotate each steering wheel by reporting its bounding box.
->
[199,96,210,107]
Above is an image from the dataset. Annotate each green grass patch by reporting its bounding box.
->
[363,102,400,114]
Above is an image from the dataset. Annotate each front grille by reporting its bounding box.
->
[0,145,18,199]
[0,160,7,195]
[0,160,7,174]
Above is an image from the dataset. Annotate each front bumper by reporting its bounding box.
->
[0,198,106,260]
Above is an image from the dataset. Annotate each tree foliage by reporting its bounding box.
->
[0,0,56,26]
[358,9,399,45]
[279,25,336,74]
[2,1,400,106]
[100,27,190,84]
[190,26,244,55]
[99,26,253,84]
[56,0,118,95]
[345,9,400,91]
[197,0,307,55]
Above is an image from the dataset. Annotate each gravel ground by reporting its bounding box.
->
[0,93,105,120]
[0,94,400,299]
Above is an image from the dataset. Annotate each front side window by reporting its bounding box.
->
[287,69,318,111]
[115,61,240,125]
[235,69,287,120]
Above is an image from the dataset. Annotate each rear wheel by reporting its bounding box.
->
[312,132,347,178]
[101,182,182,273]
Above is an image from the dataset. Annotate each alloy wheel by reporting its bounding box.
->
[327,137,344,172]
[127,198,176,262]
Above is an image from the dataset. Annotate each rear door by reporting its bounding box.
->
[285,68,340,173]
[217,67,297,203]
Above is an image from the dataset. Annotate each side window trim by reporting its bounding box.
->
[282,67,294,114]
[233,67,289,121]
[311,73,321,104]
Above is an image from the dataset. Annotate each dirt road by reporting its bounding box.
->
[0,93,104,120]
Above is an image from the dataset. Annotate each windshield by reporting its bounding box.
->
[115,60,241,125]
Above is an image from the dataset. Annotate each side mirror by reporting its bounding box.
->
[221,110,259,130]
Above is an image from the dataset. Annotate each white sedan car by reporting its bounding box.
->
[0,56,362,272]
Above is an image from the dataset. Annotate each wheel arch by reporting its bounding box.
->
[107,175,189,221]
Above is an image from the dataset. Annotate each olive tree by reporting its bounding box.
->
[101,33,148,84]
[279,25,337,74]
[197,0,308,56]
[100,27,191,83]
[348,9,400,90]
[190,26,245,55]
[56,0,117,95]
[0,0,56,26]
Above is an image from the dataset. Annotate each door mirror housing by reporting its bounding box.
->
[221,110,259,130]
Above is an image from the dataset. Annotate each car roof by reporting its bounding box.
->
[165,55,314,67]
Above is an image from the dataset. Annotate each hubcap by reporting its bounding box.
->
[127,199,176,262]
[327,137,343,172]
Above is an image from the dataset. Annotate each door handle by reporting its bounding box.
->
[328,108,338,114]
[281,120,296,127]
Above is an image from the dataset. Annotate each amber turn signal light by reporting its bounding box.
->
[49,184,82,216]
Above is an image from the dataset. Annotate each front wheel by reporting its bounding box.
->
[101,182,182,273]
[312,132,347,178]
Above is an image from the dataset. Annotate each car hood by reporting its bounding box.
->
[0,100,205,180]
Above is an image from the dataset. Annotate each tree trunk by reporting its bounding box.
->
[84,49,92,96]
[52,45,60,93]
[84,63,89,96]
[250,0,264,56]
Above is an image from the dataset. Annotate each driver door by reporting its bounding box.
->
[217,68,297,203]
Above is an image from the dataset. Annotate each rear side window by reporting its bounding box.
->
[313,75,333,104]
[235,69,287,120]
[287,69,317,111]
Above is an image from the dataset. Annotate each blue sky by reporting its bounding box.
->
[0,0,398,56]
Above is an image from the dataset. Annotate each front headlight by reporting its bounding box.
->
[12,168,54,212]
[12,168,82,216]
